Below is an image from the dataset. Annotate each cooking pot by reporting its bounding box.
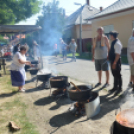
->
[68,85,91,102]
[111,108,134,134]
[25,65,30,71]
[50,76,68,88]
[28,68,39,75]
[37,74,51,82]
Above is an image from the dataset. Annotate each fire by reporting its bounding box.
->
[116,113,128,126]
[116,109,134,128]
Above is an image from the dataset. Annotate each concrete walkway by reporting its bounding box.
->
[43,56,130,90]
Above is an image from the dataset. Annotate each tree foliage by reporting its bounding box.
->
[0,0,42,24]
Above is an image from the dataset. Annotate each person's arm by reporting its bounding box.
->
[105,36,110,52]
[75,44,77,51]
[129,40,134,62]
[112,43,122,69]
[18,59,31,65]
[130,52,134,61]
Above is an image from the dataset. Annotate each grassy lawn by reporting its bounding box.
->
[0,74,39,134]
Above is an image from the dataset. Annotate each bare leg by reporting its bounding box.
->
[130,75,133,83]
[132,76,134,85]
[98,71,102,83]
[106,70,110,84]
[18,86,23,91]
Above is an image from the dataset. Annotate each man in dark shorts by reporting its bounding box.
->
[92,27,110,88]
[109,31,122,95]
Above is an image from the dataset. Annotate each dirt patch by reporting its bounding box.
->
[21,72,125,134]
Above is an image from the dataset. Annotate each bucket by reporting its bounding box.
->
[85,92,100,119]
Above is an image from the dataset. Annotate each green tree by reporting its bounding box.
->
[0,0,42,24]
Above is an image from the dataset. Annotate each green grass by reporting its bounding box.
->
[0,75,39,134]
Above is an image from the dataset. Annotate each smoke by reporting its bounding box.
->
[36,1,65,74]
[37,1,65,56]
[119,88,134,110]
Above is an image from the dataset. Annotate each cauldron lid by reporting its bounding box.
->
[116,109,134,128]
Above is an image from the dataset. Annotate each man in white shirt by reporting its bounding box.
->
[33,41,40,61]
[127,28,134,91]
[109,31,122,95]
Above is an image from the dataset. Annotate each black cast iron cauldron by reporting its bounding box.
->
[28,68,39,75]
[25,65,30,71]
[37,74,51,82]
[111,121,134,134]
[111,109,134,134]
[68,85,91,102]
[50,76,68,88]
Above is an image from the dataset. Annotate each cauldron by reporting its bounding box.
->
[25,65,30,71]
[28,68,39,75]
[37,74,51,82]
[68,85,91,102]
[50,76,68,88]
[111,109,134,134]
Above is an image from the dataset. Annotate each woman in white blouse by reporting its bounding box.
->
[10,46,31,92]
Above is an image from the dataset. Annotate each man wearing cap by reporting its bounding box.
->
[127,28,134,91]
[109,31,122,94]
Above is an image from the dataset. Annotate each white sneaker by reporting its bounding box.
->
[19,89,25,92]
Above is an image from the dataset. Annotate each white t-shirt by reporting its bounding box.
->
[10,52,26,71]
[114,40,122,55]
[33,45,40,60]
[69,43,77,52]
[127,36,134,65]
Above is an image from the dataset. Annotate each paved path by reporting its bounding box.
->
[43,56,130,90]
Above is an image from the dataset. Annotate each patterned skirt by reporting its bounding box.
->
[10,68,26,87]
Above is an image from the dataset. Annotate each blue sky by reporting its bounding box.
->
[17,0,117,25]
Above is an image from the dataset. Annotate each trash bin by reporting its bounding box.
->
[85,92,100,119]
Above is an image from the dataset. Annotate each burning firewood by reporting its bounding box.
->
[52,88,67,96]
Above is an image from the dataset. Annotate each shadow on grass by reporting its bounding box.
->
[49,112,78,128]
[25,87,45,93]
[0,91,18,98]
[34,95,72,110]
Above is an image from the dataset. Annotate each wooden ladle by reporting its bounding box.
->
[70,82,81,92]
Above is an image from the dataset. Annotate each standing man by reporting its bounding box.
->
[69,39,77,62]
[109,31,122,94]
[92,27,110,88]
[61,40,67,61]
[127,28,134,91]
[33,41,40,61]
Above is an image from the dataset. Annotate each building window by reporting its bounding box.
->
[103,25,114,37]
[133,21,134,28]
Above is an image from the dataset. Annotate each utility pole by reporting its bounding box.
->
[80,11,82,55]
[74,2,83,55]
